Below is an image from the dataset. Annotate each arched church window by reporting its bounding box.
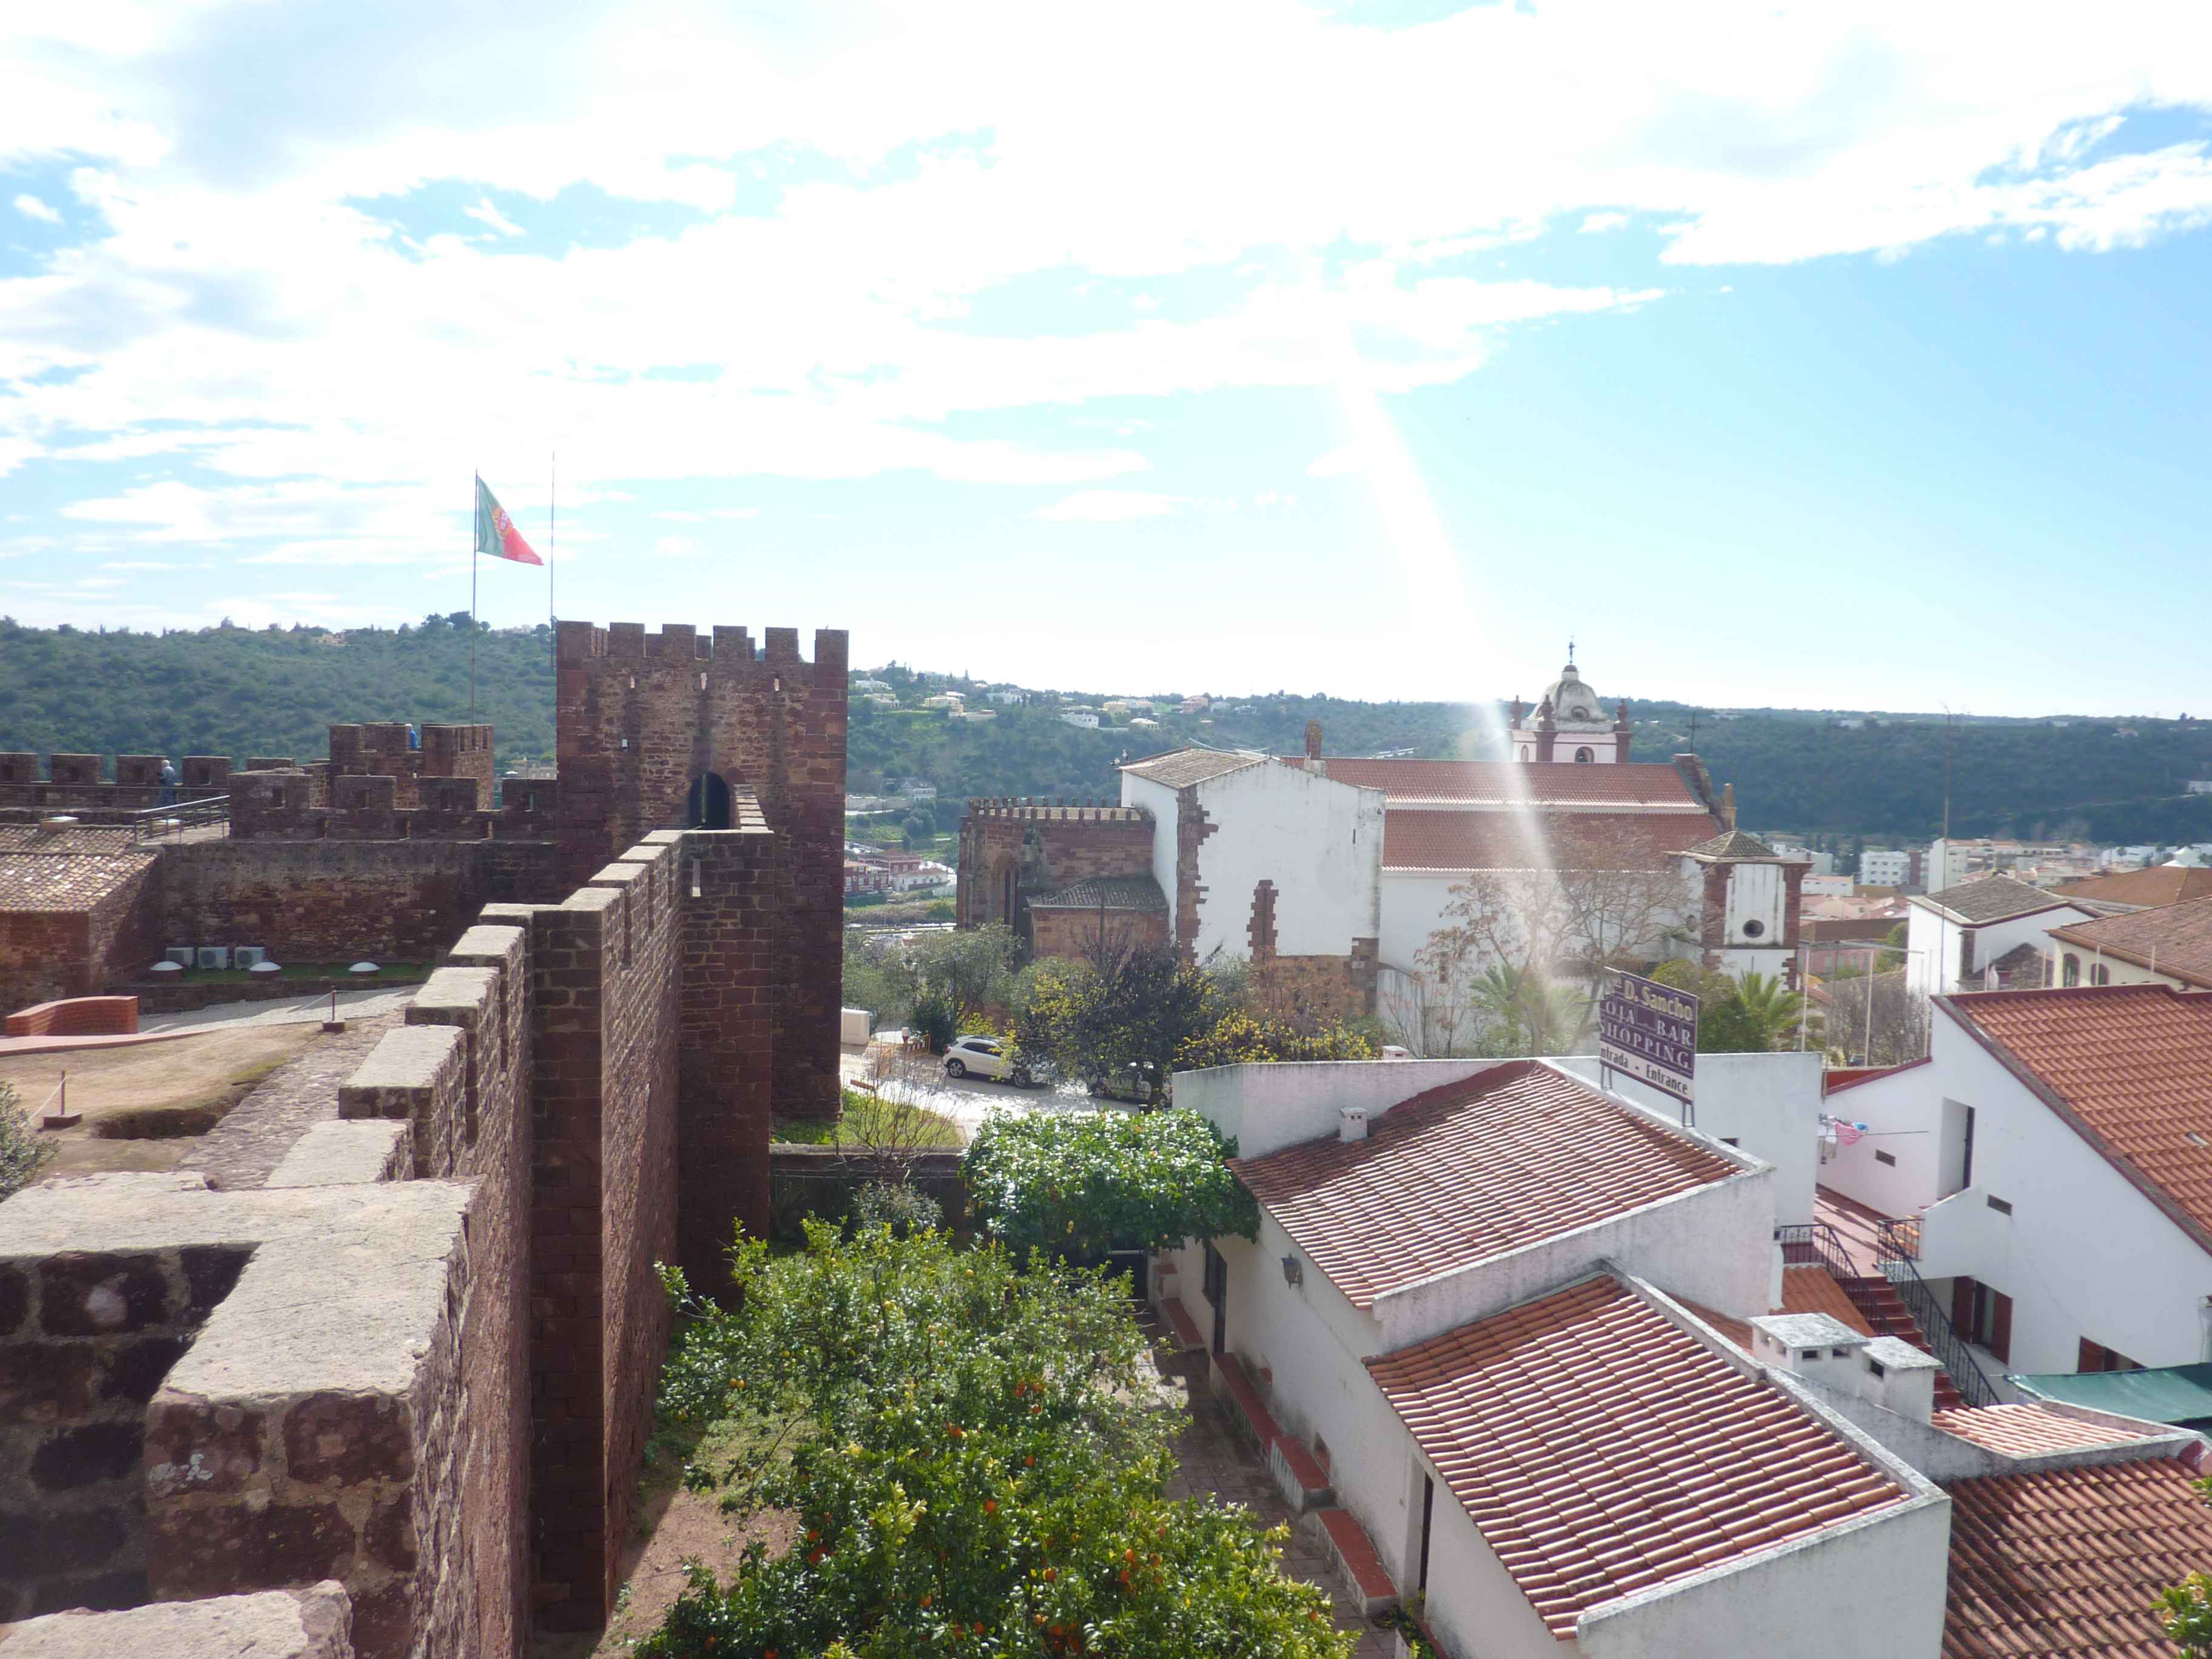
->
[1574,746,1595,763]
[2092,964,2111,986]
[1518,746,1532,762]
[2062,953,2082,987]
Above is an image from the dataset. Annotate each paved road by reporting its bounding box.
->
[839,1045,1113,1139]
[140,985,420,1034]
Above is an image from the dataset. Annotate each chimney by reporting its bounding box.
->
[1853,1336,1942,1425]
[1304,720,1324,775]
[1748,1314,1868,1397]
[1338,1105,1368,1143]
[1721,782,1737,831]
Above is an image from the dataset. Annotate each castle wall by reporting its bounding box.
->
[954,802,1155,939]
[328,725,494,810]
[156,840,562,965]
[554,622,845,1120]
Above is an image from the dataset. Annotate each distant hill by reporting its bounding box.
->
[4,618,2209,845]
[0,615,556,773]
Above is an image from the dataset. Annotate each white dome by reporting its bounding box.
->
[1540,661,1610,728]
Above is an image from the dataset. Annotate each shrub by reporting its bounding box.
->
[850,1179,943,1236]
[0,1082,54,1201]
[963,1108,1258,1260]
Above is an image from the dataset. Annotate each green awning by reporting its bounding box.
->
[2011,1363,2212,1430]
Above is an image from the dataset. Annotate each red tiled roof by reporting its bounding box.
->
[1679,1265,1875,1353]
[1930,1404,2160,1456]
[1367,1276,1906,1637]
[1231,1062,1743,1309]
[1941,985,2212,1246]
[1287,757,1708,809]
[1943,1457,2212,1658]
[1381,808,1720,871]
[2054,866,2212,910]
[2048,896,2212,991]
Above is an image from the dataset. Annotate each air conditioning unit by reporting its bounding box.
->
[196,947,232,970]
[164,946,195,967]
[232,946,268,970]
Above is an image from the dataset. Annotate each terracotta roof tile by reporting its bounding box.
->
[1290,757,1707,809]
[1027,874,1167,912]
[0,848,157,910]
[1678,1267,1874,1354]
[1918,875,2072,925]
[1367,1276,1906,1637]
[1684,829,1782,862]
[1231,1061,1742,1309]
[1381,809,1720,871]
[1942,1457,2212,1658]
[1942,985,2212,1244]
[1930,1403,2162,1456]
[2048,896,2212,991]
[2054,866,2212,910]
[1120,748,1264,788]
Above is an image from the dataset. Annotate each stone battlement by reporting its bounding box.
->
[555,620,847,679]
[227,769,557,842]
[964,798,1150,823]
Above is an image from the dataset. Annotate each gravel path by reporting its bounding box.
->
[141,986,421,1034]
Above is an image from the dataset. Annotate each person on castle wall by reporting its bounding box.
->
[158,757,178,806]
[407,722,420,752]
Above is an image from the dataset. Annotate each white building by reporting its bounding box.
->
[1803,873,1855,897]
[1153,1053,2210,1658]
[1860,848,1914,887]
[1818,984,2212,1379]
[1903,877,2093,997]
[1773,842,1837,876]
[2045,896,2212,991]
[1925,839,1975,892]
[1059,709,1100,729]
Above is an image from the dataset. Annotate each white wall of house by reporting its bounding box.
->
[1178,1057,1501,1158]
[1557,1051,1823,1227]
[1905,900,2090,997]
[1815,1064,1945,1220]
[1821,1012,2212,1373]
[1575,1487,1950,1659]
[1378,867,1463,986]
[1188,763,1384,964]
[1121,772,1184,942]
[2046,933,2195,991]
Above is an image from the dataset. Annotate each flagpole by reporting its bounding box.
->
[549,451,557,680]
[470,472,479,718]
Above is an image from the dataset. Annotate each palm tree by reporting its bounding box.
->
[1470,964,1592,1056]
[1734,971,1816,1053]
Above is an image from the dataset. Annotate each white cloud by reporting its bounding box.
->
[12,193,59,223]
[1033,489,1180,521]
[651,534,699,557]
[462,198,525,238]
[0,0,2207,562]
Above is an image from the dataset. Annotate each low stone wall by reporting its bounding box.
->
[2,1581,355,1658]
[766,1145,970,1241]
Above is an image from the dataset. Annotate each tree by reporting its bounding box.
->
[1647,962,1769,1054]
[1016,947,1373,1102]
[1733,971,1817,1052]
[963,1108,1259,1260]
[909,922,1020,1031]
[646,1223,1349,1659]
[1819,971,1931,1067]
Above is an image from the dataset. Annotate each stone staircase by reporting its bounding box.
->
[1841,1275,1966,1410]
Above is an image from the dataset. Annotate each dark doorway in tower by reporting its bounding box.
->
[686,772,732,830]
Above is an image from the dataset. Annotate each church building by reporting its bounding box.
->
[954,652,1806,1046]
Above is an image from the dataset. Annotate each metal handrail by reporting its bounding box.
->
[1774,1223,1894,1330]
[129,794,229,841]
[1872,1227,2000,1409]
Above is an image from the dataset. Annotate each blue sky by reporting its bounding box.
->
[2,2,2210,715]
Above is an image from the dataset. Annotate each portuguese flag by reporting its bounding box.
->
[474,474,543,566]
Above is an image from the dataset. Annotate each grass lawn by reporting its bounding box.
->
[771,1088,965,1150]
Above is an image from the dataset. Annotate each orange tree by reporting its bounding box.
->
[645,1222,1349,1659]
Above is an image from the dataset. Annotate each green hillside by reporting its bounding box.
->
[4,617,2209,845]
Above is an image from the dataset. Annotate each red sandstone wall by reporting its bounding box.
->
[673,825,781,1286]
[156,840,561,965]
[1028,905,1168,961]
[0,911,91,1011]
[955,804,1155,939]
[554,622,845,1121]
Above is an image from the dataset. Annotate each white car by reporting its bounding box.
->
[945,1034,1032,1086]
